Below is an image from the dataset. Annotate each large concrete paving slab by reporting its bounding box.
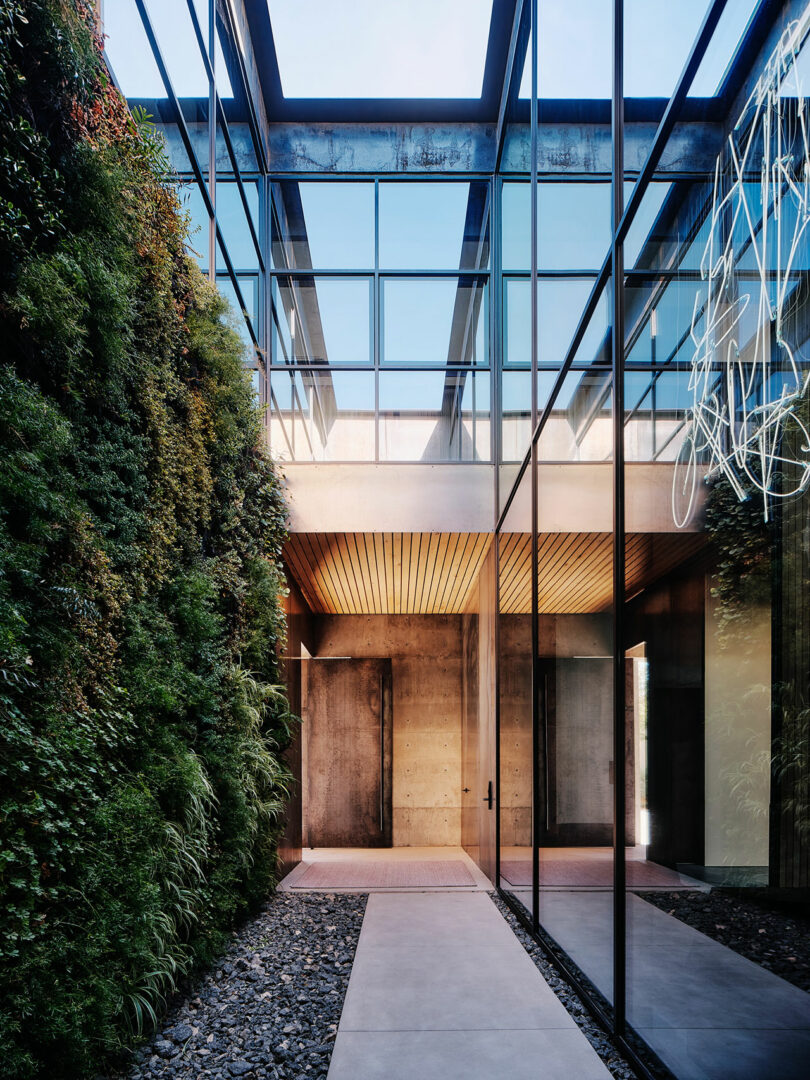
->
[327,892,610,1080]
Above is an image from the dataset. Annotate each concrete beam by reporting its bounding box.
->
[501,122,723,175]
[281,462,704,534]
[265,122,723,175]
[267,124,497,174]
[280,464,494,533]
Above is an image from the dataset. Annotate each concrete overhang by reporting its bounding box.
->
[281,462,705,535]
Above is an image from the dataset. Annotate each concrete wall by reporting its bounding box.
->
[279,575,314,874]
[704,585,771,869]
[313,615,464,846]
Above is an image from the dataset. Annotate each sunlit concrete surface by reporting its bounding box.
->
[327,891,611,1080]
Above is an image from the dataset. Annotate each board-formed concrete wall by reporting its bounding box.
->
[313,615,464,846]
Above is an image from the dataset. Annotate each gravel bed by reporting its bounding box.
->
[637,889,810,993]
[111,892,367,1080]
[490,894,640,1080]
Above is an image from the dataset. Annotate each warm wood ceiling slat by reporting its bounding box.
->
[283,531,706,617]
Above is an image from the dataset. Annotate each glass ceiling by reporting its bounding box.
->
[104,0,233,98]
[266,0,494,99]
[518,0,761,99]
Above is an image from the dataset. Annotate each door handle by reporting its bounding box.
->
[483,780,493,810]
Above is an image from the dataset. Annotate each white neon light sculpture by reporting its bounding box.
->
[673,11,810,527]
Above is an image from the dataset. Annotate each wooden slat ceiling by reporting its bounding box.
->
[285,531,707,616]
[498,531,708,614]
[284,533,493,615]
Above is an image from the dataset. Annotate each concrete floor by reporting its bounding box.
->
[325,892,611,1080]
[507,888,810,1080]
[280,849,810,1078]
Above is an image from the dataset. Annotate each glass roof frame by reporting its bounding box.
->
[246,0,780,125]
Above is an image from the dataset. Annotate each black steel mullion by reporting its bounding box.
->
[493,178,503,510]
[529,0,540,935]
[612,0,626,1040]
[374,179,380,462]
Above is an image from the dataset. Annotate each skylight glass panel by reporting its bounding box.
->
[518,0,761,99]
[267,0,493,98]
[104,0,233,98]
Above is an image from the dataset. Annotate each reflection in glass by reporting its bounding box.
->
[271,182,375,269]
[378,370,490,462]
[272,277,372,365]
[534,382,615,1008]
[382,278,487,366]
[268,369,374,462]
[498,466,534,921]
[379,182,490,270]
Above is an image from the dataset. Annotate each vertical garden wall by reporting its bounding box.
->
[0,3,293,1076]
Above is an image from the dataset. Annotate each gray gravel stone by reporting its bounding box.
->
[107,892,366,1080]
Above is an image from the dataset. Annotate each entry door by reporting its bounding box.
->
[306,658,392,847]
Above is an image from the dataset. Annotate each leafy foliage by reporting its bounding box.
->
[0,3,293,1077]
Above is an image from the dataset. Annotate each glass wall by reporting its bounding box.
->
[267,180,492,462]
[497,2,810,1078]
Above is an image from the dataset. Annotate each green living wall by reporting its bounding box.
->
[0,3,294,1076]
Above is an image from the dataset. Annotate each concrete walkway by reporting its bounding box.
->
[326,892,610,1080]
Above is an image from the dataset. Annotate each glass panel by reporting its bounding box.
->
[505,278,602,369]
[519,0,760,99]
[216,273,258,358]
[382,278,487,366]
[502,183,611,272]
[271,277,372,365]
[519,0,611,99]
[539,184,611,271]
[623,34,810,1072]
[143,0,209,97]
[271,182,375,270]
[103,0,165,98]
[498,464,534,920]
[506,181,671,274]
[269,369,374,462]
[501,371,532,466]
[216,180,260,270]
[378,370,490,462]
[379,183,490,270]
[535,370,615,1012]
[180,181,211,269]
[267,0,493,98]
